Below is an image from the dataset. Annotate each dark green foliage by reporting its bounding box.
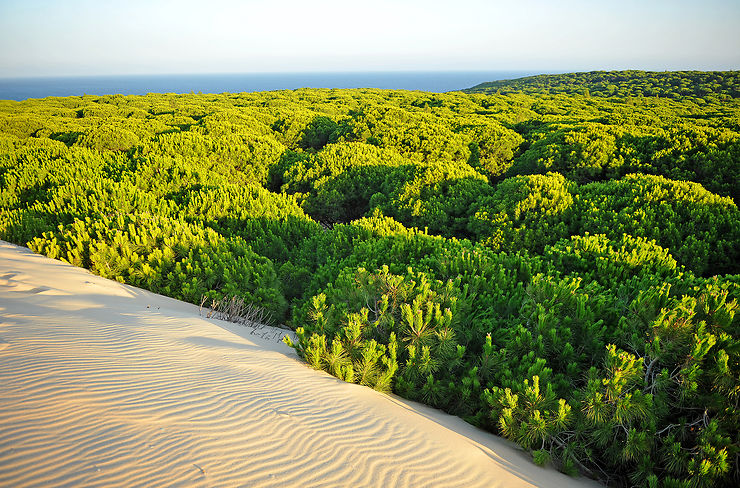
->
[301,116,340,150]
[466,70,740,101]
[2,72,739,487]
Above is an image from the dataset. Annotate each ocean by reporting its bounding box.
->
[0,71,541,101]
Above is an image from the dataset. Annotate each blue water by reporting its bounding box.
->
[0,71,542,101]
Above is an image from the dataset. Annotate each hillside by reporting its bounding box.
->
[463,70,740,101]
[1,73,739,487]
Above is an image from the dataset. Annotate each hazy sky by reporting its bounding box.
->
[1,0,738,77]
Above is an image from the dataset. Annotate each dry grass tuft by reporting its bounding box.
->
[199,295,274,329]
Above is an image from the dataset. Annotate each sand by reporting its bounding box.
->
[0,240,601,487]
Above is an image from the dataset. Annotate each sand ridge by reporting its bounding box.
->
[0,240,601,487]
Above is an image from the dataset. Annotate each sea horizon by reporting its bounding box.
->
[0,70,548,101]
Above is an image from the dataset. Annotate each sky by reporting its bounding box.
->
[0,0,738,77]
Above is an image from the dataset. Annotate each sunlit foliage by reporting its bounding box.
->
[1,71,739,487]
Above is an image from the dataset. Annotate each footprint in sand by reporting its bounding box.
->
[27,286,51,294]
[7,285,69,296]
[0,272,19,287]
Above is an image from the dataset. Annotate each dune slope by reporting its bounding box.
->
[0,240,600,487]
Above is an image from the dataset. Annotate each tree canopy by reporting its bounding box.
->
[1,71,739,487]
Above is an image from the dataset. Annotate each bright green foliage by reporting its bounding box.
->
[28,214,287,317]
[459,121,524,178]
[2,71,739,487]
[576,174,739,275]
[469,172,575,252]
[543,234,682,288]
[511,122,635,182]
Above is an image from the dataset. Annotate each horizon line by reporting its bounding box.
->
[2,67,740,81]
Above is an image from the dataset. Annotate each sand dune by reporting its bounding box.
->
[0,240,601,487]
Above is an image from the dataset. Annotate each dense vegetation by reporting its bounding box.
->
[465,70,740,101]
[1,71,738,487]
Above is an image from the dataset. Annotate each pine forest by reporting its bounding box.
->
[1,70,739,487]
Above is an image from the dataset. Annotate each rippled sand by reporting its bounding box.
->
[0,240,600,487]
